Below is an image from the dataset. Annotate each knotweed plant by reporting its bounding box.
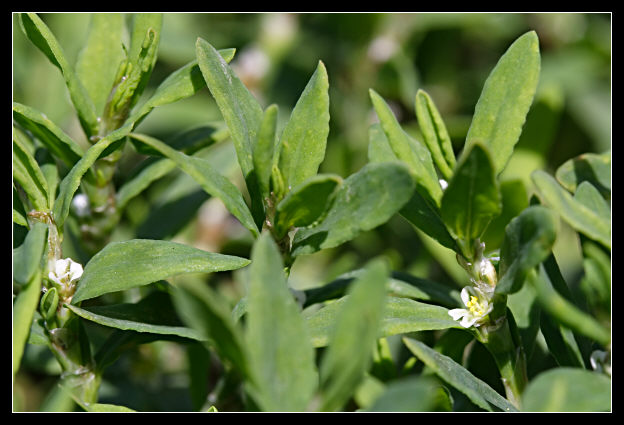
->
[13,13,611,412]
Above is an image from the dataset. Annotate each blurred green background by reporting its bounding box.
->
[13,13,611,411]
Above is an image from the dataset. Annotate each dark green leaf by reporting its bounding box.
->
[496,205,557,295]
[13,222,48,286]
[291,162,415,256]
[13,130,50,211]
[402,337,518,412]
[367,376,451,412]
[464,31,541,175]
[274,174,342,237]
[72,239,250,303]
[441,143,501,258]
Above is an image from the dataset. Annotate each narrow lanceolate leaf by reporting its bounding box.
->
[441,143,501,258]
[128,133,259,237]
[496,205,557,295]
[370,89,443,205]
[368,122,457,251]
[277,61,330,189]
[75,13,125,115]
[415,89,456,180]
[13,270,42,383]
[13,222,48,286]
[53,126,131,229]
[13,102,85,168]
[126,13,162,107]
[130,49,236,127]
[196,37,263,180]
[245,234,317,412]
[72,239,250,303]
[307,296,460,348]
[521,368,611,412]
[532,170,610,249]
[172,279,250,380]
[402,337,518,412]
[18,13,99,138]
[291,162,415,257]
[13,131,49,211]
[274,174,342,238]
[253,104,279,201]
[555,151,611,198]
[66,291,204,341]
[464,31,540,175]
[319,258,389,412]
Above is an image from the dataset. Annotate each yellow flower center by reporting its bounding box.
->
[466,295,486,316]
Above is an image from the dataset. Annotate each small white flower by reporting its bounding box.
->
[439,179,449,190]
[48,258,83,289]
[448,286,493,328]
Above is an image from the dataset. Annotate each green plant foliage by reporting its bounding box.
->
[13,13,610,412]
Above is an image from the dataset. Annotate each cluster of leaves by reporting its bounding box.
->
[13,13,610,412]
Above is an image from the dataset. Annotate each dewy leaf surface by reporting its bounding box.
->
[72,239,250,303]
[245,234,317,412]
[277,61,330,189]
[532,170,610,249]
[464,31,541,175]
[291,162,414,256]
[402,337,518,412]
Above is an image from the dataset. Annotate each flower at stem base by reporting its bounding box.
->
[448,286,493,328]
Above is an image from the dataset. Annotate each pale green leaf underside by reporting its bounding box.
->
[72,239,250,303]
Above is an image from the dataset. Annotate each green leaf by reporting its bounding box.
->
[53,126,131,230]
[126,13,162,107]
[171,279,250,380]
[574,181,610,223]
[521,368,610,412]
[13,222,48,286]
[85,403,136,412]
[318,258,389,411]
[130,49,236,127]
[370,89,442,205]
[253,104,279,200]
[195,37,263,182]
[291,162,415,256]
[528,267,610,346]
[402,337,518,412]
[18,13,99,138]
[274,174,342,237]
[415,89,456,180]
[481,179,529,251]
[75,13,125,116]
[496,205,558,295]
[13,270,42,383]
[464,31,541,175]
[72,239,250,303]
[128,133,259,237]
[555,151,610,198]
[440,143,501,258]
[245,234,317,412]
[367,376,451,412]
[277,61,330,189]
[65,291,204,341]
[13,102,85,168]
[13,130,50,211]
[368,122,457,251]
[307,296,460,348]
[532,170,610,249]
